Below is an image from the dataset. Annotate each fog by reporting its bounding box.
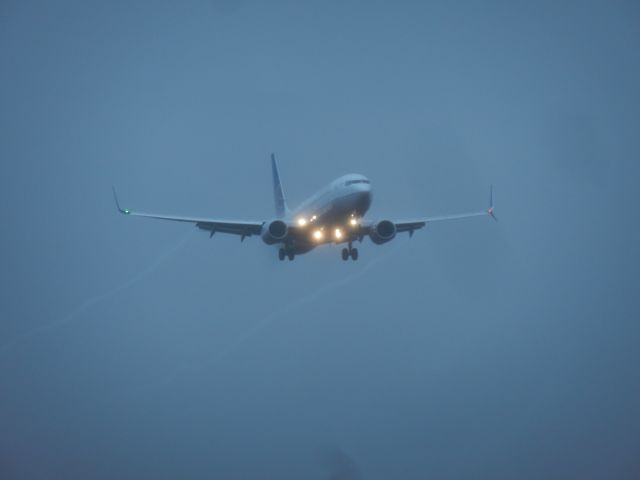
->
[1,1,639,478]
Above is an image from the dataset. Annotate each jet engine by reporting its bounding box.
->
[369,220,397,244]
[261,219,289,244]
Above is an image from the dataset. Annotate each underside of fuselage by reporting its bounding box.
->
[281,181,372,256]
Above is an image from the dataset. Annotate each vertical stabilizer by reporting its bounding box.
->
[271,153,289,218]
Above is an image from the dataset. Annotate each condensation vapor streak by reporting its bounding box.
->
[217,247,398,359]
[0,231,194,355]
[114,245,399,404]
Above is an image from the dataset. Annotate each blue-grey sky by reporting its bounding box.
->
[1,1,639,478]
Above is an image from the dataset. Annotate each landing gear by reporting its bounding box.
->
[279,247,295,261]
[341,245,359,261]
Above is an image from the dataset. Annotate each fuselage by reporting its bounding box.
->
[284,174,372,254]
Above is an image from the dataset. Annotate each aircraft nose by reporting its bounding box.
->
[358,189,372,211]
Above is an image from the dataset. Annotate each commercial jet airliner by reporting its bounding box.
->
[113,154,496,261]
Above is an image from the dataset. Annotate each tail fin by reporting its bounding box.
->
[271,153,289,218]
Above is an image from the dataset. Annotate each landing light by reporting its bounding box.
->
[313,230,323,241]
[334,228,343,239]
[349,218,358,226]
[297,218,307,226]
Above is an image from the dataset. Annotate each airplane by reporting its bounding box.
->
[113,154,496,261]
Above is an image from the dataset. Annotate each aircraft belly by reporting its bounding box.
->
[286,191,371,254]
[291,244,315,255]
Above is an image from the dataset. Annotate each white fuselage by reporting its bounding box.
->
[283,174,372,253]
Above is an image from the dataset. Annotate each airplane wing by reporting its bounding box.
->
[112,188,263,238]
[386,186,497,236]
[393,210,491,234]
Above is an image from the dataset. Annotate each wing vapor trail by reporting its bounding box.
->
[216,247,397,359]
[110,245,399,405]
[0,231,194,355]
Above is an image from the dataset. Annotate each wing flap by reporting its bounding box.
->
[195,221,263,236]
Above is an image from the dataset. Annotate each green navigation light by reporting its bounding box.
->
[124,209,130,214]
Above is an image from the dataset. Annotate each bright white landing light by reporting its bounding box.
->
[313,230,323,240]
[349,218,358,226]
[334,228,343,239]
[297,218,307,226]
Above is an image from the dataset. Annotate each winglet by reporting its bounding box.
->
[112,186,131,215]
[487,185,497,221]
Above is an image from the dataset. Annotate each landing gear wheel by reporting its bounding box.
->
[350,247,359,261]
[341,248,349,261]
[287,252,295,261]
[278,248,285,261]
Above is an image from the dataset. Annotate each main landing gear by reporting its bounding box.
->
[341,243,359,261]
[279,245,358,262]
[279,248,295,261]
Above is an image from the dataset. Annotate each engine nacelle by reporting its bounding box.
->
[369,220,397,244]
[261,219,289,244]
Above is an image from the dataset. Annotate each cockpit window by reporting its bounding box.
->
[345,179,371,186]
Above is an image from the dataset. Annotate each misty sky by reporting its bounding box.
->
[1,1,639,479]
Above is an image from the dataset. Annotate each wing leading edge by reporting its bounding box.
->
[391,185,496,235]
[112,187,263,238]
